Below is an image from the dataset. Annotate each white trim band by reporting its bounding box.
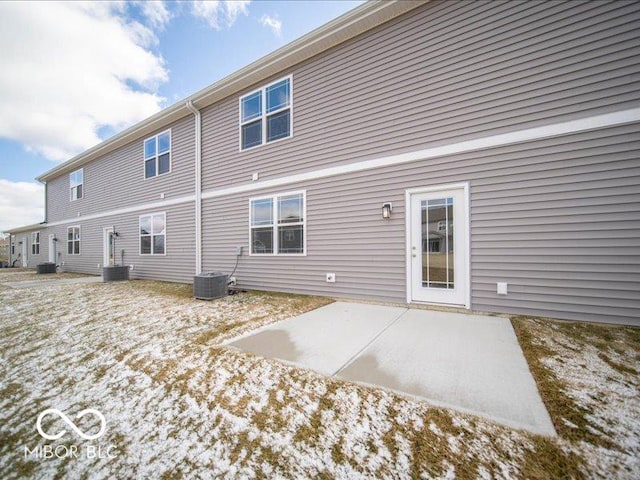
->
[34,107,640,229]
[44,194,195,228]
[202,108,640,200]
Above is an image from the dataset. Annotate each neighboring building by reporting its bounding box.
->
[0,235,9,265]
[5,0,640,325]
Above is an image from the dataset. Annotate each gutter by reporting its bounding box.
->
[43,182,48,223]
[185,100,202,275]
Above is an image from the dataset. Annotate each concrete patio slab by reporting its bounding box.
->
[228,301,556,436]
[337,309,556,436]
[228,301,406,375]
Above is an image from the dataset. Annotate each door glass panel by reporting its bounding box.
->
[421,197,454,289]
[107,232,114,266]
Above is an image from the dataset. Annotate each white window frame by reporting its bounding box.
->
[143,129,172,179]
[31,231,40,255]
[249,190,306,256]
[239,75,293,151]
[139,212,167,256]
[67,226,81,255]
[70,168,83,201]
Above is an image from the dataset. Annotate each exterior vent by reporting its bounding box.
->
[194,272,228,300]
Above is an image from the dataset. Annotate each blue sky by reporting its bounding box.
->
[0,1,361,231]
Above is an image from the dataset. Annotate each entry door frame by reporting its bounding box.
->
[103,227,114,267]
[21,236,28,267]
[405,182,471,309]
[48,234,56,263]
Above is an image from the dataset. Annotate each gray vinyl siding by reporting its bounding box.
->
[200,0,640,191]
[45,202,195,283]
[18,0,639,325]
[14,231,47,268]
[201,123,640,325]
[46,115,194,223]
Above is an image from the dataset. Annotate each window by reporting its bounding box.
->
[140,213,166,255]
[240,76,292,150]
[250,191,305,255]
[31,232,40,255]
[70,169,83,200]
[67,226,80,255]
[11,244,15,255]
[144,130,171,179]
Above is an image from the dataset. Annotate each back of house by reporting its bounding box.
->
[6,0,640,325]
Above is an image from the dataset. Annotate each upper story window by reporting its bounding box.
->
[70,169,83,201]
[240,76,292,150]
[140,213,166,255]
[31,231,40,255]
[144,130,171,179]
[250,191,305,255]
[67,226,81,255]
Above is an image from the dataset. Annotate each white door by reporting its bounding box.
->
[48,234,56,263]
[21,237,28,267]
[103,227,114,267]
[408,184,469,307]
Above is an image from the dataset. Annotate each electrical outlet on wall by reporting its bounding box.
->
[497,282,508,295]
[326,273,336,283]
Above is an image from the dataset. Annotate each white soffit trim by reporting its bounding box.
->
[202,108,640,199]
[36,107,640,228]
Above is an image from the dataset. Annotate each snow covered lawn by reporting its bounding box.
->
[0,273,638,479]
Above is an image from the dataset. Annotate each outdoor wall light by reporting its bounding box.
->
[382,202,393,219]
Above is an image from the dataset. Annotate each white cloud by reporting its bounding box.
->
[138,0,172,31]
[0,2,168,163]
[0,180,44,232]
[192,0,250,30]
[260,14,282,37]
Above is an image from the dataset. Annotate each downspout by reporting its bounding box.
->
[186,100,202,275]
[43,182,48,223]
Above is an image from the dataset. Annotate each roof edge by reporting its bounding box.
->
[4,222,46,235]
[36,0,425,183]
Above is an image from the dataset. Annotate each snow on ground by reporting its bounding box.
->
[0,272,637,478]
[522,318,640,478]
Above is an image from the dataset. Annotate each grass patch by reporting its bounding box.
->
[511,316,615,450]
[520,436,584,480]
[124,280,194,299]
[597,352,638,376]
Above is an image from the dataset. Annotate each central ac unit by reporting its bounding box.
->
[193,272,228,300]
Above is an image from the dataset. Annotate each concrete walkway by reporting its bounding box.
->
[228,302,556,436]
[5,276,103,289]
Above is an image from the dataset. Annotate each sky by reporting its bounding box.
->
[0,0,362,232]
